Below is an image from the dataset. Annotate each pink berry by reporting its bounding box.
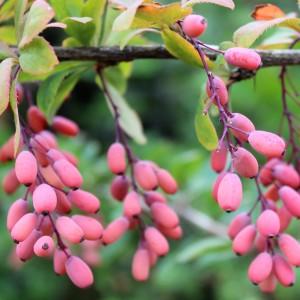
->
[232,224,256,255]
[32,183,57,213]
[259,273,277,293]
[27,106,47,133]
[232,147,258,178]
[54,248,69,275]
[224,47,262,70]
[144,191,167,206]
[110,175,129,201]
[182,14,207,37]
[278,205,292,232]
[131,246,150,281]
[102,217,129,245]
[248,252,273,285]
[227,212,251,240]
[157,225,183,240]
[156,168,178,194]
[55,189,72,214]
[248,130,286,158]
[217,172,243,212]
[56,216,84,244]
[134,161,158,190]
[34,236,55,257]
[144,227,169,256]
[72,215,103,240]
[65,256,94,288]
[210,142,227,173]
[15,151,38,186]
[229,113,255,142]
[259,158,280,186]
[273,164,300,188]
[279,186,300,218]
[7,199,28,231]
[123,191,142,218]
[256,209,280,237]
[52,116,79,136]
[206,76,228,106]
[278,234,300,266]
[212,172,227,201]
[107,142,127,174]
[11,213,38,243]
[150,202,179,228]
[2,168,20,194]
[273,254,295,287]
[68,189,100,213]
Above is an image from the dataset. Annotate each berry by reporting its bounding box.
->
[102,217,129,245]
[56,216,84,244]
[123,191,142,218]
[144,227,169,256]
[110,175,130,201]
[7,199,28,231]
[11,213,38,243]
[182,14,207,38]
[68,189,100,213]
[228,113,255,142]
[150,202,179,228]
[51,116,79,136]
[278,234,300,266]
[134,161,158,190]
[279,186,300,218]
[156,168,178,194]
[15,151,38,186]
[107,142,127,174]
[34,236,55,257]
[227,212,251,240]
[232,224,256,255]
[210,142,227,173]
[131,246,150,281]
[273,254,295,287]
[32,184,57,213]
[248,252,273,285]
[232,147,258,178]
[256,209,280,237]
[72,215,103,240]
[27,106,47,133]
[206,76,228,106]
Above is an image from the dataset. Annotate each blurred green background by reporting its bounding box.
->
[1,0,300,299]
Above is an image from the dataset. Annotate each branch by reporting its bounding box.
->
[44,46,300,68]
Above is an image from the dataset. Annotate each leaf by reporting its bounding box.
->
[46,22,67,29]
[194,97,219,151]
[233,16,300,47]
[177,237,230,263]
[10,70,21,157]
[120,28,159,49]
[132,3,191,29]
[19,0,55,48]
[162,27,210,68]
[182,0,235,10]
[0,58,15,116]
[251,4,285,20]
[37,61,91,120]
[0,26,17,45]
[19,37,59,75]
[0,42,17,60]
[96,76,147,144]
[15,0,28,43]
[112,0,143,32]
[0,0,15,23]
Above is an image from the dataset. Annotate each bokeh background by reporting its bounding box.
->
[0,0,300,299]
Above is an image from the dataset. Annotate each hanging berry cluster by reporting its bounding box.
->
[182,13,300,292]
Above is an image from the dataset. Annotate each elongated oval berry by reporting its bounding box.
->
[32,183,57,213]
[72,215,103,240]
[55,189,72,214]
[217,173,243,212]
[53,159,83,188]
[273,254,295,287]
[278,205,292,232]
[110,175,129,201]
[40,166,64,189]
[259,158,280,186]
[232,147,258,178]
[182,14,207,37]
[134,161,158,190]
[62,151,78,166]
[16,229,42,262]
[227,212,251,240]
[212,172,227,201]
[107,142,127,174]
[2,168,20,194]
[7,199,28,231]
[54,248,69,275]
[123,191,142,218]
[279,186,300,218]
[278,234,300,266]
[11,213,38,243]
[34,236,55,257]
[15,151,38,186]
[273,164,300,188]
[68,189,100,213]
[248,252,273,285]
[39,130,58,149]
[229,113,255,142]
[56,216,84,244]
[248,130,285,158]
[157,225,183,240]
[256,209,280,237]
[144,227,169,256]
[259,273,277,293]
[52,116,79,136]
[46,149,65,162]
[151,202,179,228]
[232,224,256,255]
[224,47,262,70]
[206,76,228,106]
[102,217,129,245]
[144,191,167,206]
[156,168,178,194]
[210,142,227,173]
[65,256,94,288]
[131,247,150,281]
[27,106,47,133]
[255,234,267,252]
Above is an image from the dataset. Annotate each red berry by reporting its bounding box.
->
[182,14,207,38]
[150,202,179,228]
[206,76,228,106]
[52,116,79,136]
[279,186,300,218]
[232,147,258,178]
[156,168,178,194]
[229,113,255,142]
[110,175,129,201]
[134,161,158,190]
[273,164,300,188]
[227,212,251,240]
[68,189,100,213]
[210,142,227,173]
[27,106,47,133]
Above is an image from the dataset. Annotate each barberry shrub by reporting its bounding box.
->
[0,0,299,297]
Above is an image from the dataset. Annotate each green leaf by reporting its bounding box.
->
[182,0,235,9]
[0,26,17,45]
[19,37,59,75]
[0,0,16,23]
[120,28,159,49]
[49,0,69,20]
[0,58,16,116]
[9,69,21,157]
[19,0,55,48]
[112,0,143,32]
[194,97,219,151]
[162,27,209,68]
[15,0,28,43]
[177,237,230,263]
[65,17,95,45]
[96,75,147,144]
[0,42,17,60]
[37,61,91,120]
[132,3,191,29]
[233,16,300,48]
